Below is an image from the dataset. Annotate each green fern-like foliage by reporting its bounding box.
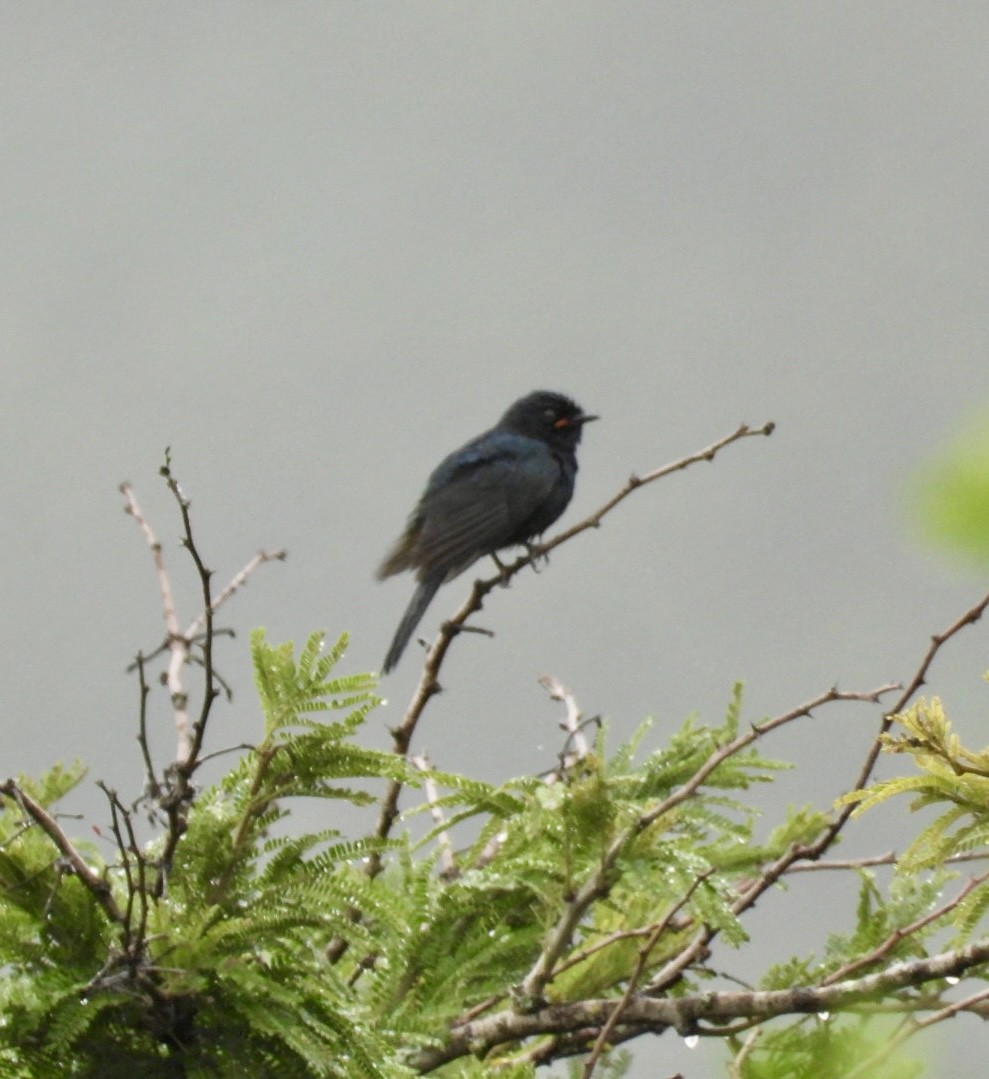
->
[841,696,989,939]
[0,761,119,1079]
[742,869,937,1079]
[0,639,806,1077]
[728,1015,924,1079]
[738,695,989,1079]
[0,632,415,1077]
[8,637,954,1077]
[358,685,797,1027]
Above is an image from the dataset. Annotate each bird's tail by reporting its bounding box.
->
[382,574,443,673]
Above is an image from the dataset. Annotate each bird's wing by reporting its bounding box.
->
[414,432,559,577]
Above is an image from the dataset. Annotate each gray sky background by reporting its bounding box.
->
[3,6,989,1076]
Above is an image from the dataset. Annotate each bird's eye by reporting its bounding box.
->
[543,408,557,422]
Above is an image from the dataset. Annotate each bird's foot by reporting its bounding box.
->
[525,541,549,572]
[490,553,512,586]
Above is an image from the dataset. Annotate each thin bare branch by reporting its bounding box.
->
[412,754,457,880]
[184,547,287,640]
[839,586,989,830]
[160,457,217,770]
[728,1028,763,1079]
[541,421,775,555]
[120,480,192,762]
[703,586,989,969]
[823,869,989,986]
[846,986,989,1079]
[540,674,593,774]
[582,870,714,1078]
[132,650,159,804]
[789,850,989,872]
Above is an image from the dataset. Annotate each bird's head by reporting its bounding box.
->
[499,391,598,449]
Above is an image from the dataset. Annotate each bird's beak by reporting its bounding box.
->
[554,412,599,429]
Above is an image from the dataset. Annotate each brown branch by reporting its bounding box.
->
[697,586,989,967]
[822,869,989,986]
[540,421,775,555]
[632,595,989,1008]
[370,425,776,874]
[411,937,989,1072]
[838,586,989,832]
[122,466,285,770]
[570,595,989,1028]
[132,650,159,804]
[788,850,989,872]
[183,548,287,641]
[122,461,288,898]
[99,783,151,961]
[160,457,217,772]
[581,870,714,1078]
[517,684,895,1005]
[0,780,123,925]
[100,784,136,952]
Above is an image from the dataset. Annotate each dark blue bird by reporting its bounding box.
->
[377,390,597,672]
